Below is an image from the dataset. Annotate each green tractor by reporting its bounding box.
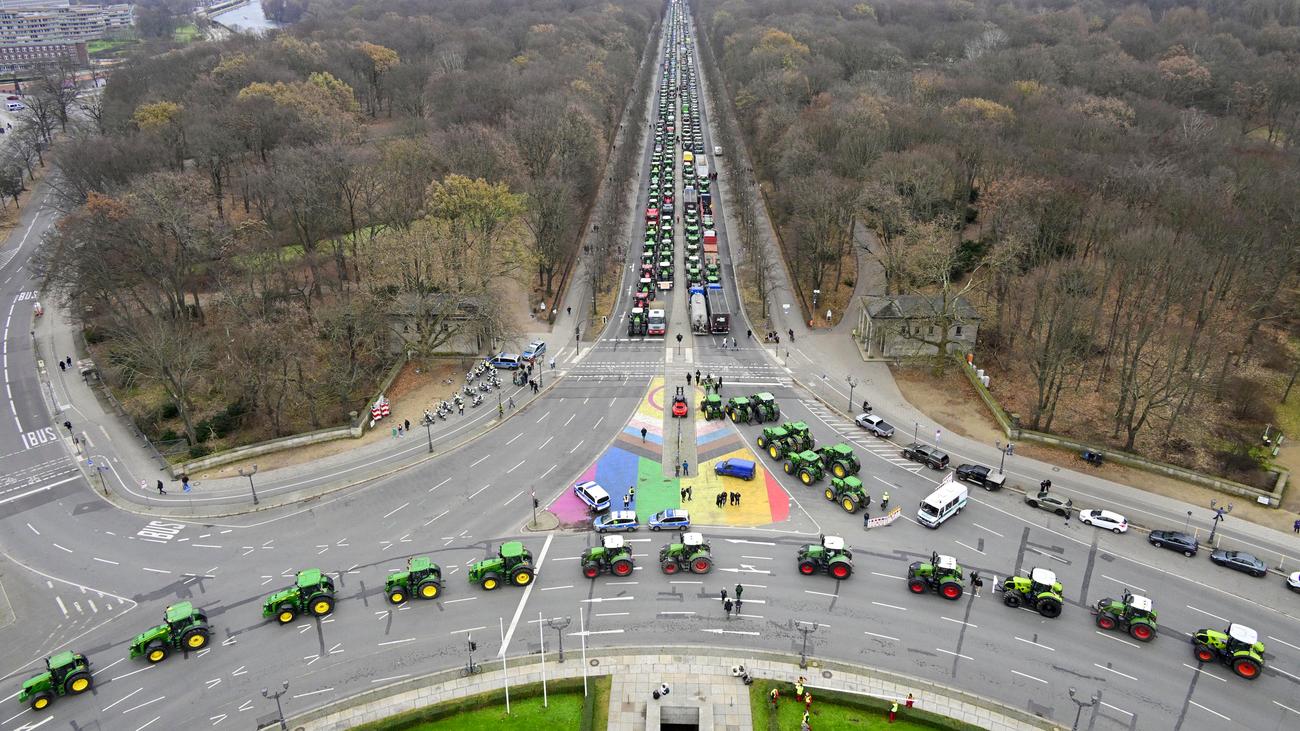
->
[783,449,825,486]
[18,652,92,711]
[907,552,965,600]
[1192,623,1265,679]
[386,556,444,604]
[468,541,535,590]
[263,569,337,624]
[796,535,853,580]
[700,393,724,420]
[628,308,648,336]
[780,421,814,451]
[818,443,860,478]
[659,532,713,574]
[129,601,211,663]
[725,396,751,423]
[998,567,1063,618]
[750,392,780,422]
[1092,590,1156,642]
[756,425,788,453]
[823,476,870,513]
[581,535,635,578]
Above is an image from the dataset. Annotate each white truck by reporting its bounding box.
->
[689,291,709,334]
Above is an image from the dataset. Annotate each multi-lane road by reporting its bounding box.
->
[0,2,1298,730]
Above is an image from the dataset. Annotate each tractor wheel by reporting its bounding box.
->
[691,556,713,574]
[388,589,406,604]
[1036,597,1062,618]
[65,671,92,694]
[661,560,680,574]
[583,563,600,579]
[940,581,963,600]
[771,446,782,460]
[1129,622,1155,642]
[1096,612,1117,630]
[757,435,768,448]
[309,594,335,617]
[1194,644,1216,663]
[1232,657,1261,680]
[833,463,847,478]
[830,562,852,580]
[146,642,168,664]
[730,410,740,423]
[841,497,858,513]
[481,573,501,591]
[612,559,634,576]
[907,579,926,594]
[511,566,535,586]
[30,692,52,711]
[824,488,835,502]
[418,580,441,600]
[277,604,296,624]
[1003,593,1022,609]
[783,461,794,474]
[800,470,813,485]
[798,560,817,575]
[183,627,210,649]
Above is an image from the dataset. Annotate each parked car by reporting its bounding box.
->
[521,340,547,363]
[953,464,1006,491]
[1148,530,1198,557]
[854,414,895,438]
[1080,509,1128,534]
[1209,550,1268,577]
[1025,491,1073,516]
[593,511,640,533]
[648,509,690,531]
[714,458,755,480]
[901,443,949,470]
[1286,571,1300,593]
[572,481,610,512]
[489,353,522,370]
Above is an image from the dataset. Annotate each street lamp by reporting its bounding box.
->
[1208,499,1233,544]
[421,413,434,453]
[1183,510,1192,533]
[464,635,480,676]
[846,375,857,413]
[995,441,1014,473]
[1067,687,1101,731]
[261,681,289,730]
[913,421,921,443]
[546,616,572,662]
[793,619,818,669]
[238,464,258,505]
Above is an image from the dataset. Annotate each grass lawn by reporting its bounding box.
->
[87,39,137,55]
[750,681,978,731]
[402,693,583,730]
[173,24,201,42]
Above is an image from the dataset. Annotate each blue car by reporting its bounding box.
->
[648,509,690,531]
[593,511,640,533]
[714,458,756,480]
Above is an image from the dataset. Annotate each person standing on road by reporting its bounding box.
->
[862,509,871,529]
[1293,518,1299,534]
[789,328,795,342]
[641,427,648,442]
[58,361,65,372]
[971,570,982,597]
[747,329,753,340]
[157,479,166,495]
[880,491,889,510]
[734,584,743,602]
[686,485,693,501]
[686,373,692,385]
[404,418,410,433]
[623,493,631,509]
[720,587,727,603]
[681,487,687,501]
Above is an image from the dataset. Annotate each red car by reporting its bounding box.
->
[671,387,688,418]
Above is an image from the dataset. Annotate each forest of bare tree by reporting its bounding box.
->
[697,0,1300,482]
[36,0,658,455]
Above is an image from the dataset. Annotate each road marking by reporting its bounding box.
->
[1094,631,1139,648]
[141,567,171,574]
[953,540,983,555]
[507,460,525,473]
[470,455,491,467]
[1274,701,1300,716]
[1272,666,1300,682]
[51,543,73,553]
[537,436,552,450]
[540,585,573,591]
[503,490,525,506]
[468,484,491,500]
[571,629,625,636]
[871,601,906,611]
[1267,635,1300,652]
[133,716,161,731]
[1181,663,1227,681]
[26,522,38,535]
[606,580,638,585]
[1186,605,1229,623]
[669,580,702,585]
[581,596,634,603]
[569,440,584,453]
[564,413,575,427]
[110,666,153,682]
[377,638,416,647]
[1101,702,1135,718]
[1010,670,1047,684]
[863,630,899,642]
[506,434,522,445]
[660,611,695,616]
[804,590,837,598]
[1093,663,1138,681]
[102,687,143,711]
[497,533,553,656]
[971,522,1003,537]
[55,596,68,617]
[93,658,126,676]
[1014,636,1054,651]
[595,612,630,617]
[381,503,408,520]
[291,688,335,700]
[120,695,164,714]
[701,628,760,636]
[941,617,977,628]
[1188,701,1228,721]
[739,556,773,561]
[210,713,228,725]
[870,572,903,581]
[191,544,223,549]
[370,674,410,684]
[935,649,972,660]
[428,477,451,493]
[1101,575,1146,592]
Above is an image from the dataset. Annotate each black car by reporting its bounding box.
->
[1209,550,1267,577]
[954,464,1005,491]
[1148,530,1198,557]
[902,443,949,470]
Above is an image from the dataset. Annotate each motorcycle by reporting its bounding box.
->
[462,384,475,396]
[478,382,492,393]
[470,393,483,408]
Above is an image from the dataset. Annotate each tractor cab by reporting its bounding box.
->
[1123,591,1153,618]
[725,396,751,422]
[682,532,705,548]
[750,392,780,422]
[297,568,334,593]
[166,600,206,629]
[822,535,848,555]
[934,553,959,573]
[1030,567,1061,594]
[1227,623,1263,654]
[602,535,625,551]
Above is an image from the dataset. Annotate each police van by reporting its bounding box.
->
[917,477,968,528]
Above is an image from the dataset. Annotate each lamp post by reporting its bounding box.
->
[1067,687,1101,731]
[1208,499,1233,544]
[261,681,289,730]
[546,616,572,662]
[238,464,258,505]
[793,619,818,669]
[422,413,434,453]
[913,421,921,443]
[464,635,480,676]
[995,441,1014,473]
[846,375,857,413]
[1183,510,1192,533]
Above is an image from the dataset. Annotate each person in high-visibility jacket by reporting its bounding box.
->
[881,491,890,510]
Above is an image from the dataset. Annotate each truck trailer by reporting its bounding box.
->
[705,283,730,334]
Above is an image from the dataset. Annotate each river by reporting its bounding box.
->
[210,1,281,34]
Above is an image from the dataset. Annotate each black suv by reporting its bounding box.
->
[902,443,949,470]
[1148,530,1198,557]
[954,464,1005,491]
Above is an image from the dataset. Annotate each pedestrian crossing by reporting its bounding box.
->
[799,400,923,474]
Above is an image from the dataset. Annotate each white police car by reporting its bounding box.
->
[573,481,611,511]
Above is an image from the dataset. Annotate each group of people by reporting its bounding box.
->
[773,676,915,727]
[715,490,742,507]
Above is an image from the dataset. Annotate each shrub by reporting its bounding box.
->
[188,443,212,459]
[1224,377,1275,423]
[159,402,180,419]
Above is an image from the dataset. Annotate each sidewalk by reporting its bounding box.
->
[287,646,1057,731]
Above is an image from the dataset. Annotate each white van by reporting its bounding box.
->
[917,477,968,528]
[573,480,611,512]
[696,162,710,179]
[6,101,23,112]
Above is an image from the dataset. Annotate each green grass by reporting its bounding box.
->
[173,24,201,42]
[750,680,982,731]
[406,693,583,730]
[87,38,138,55]
[350,677,605,731]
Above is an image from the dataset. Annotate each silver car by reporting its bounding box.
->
[855,414,895,438]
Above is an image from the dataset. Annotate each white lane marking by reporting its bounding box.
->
[1186,605,1229,623]
[376,638,416,647]
[1094,631,1139,649]
[1181,663,1226,682]
[537,436,552,451]
[506,434,522,445]
[449,626,486,635]
[1102,702,1135,718]
[935,649,972,660]
[428,477,451,493]
[470,455,490,467]
[941,617,976,628]
[497,533,553,656]
[381,503,409,520]
[507,460,525,473]
[1267,635,1300,652]
[971,522,1003,537]
[503,490,525,506]
[540,585,573,592]
[102,687,143,711]
[1014,636,1054,651]
[595,612,630,617]
[133,716,161,731]
[1187,701,1229,721]
[370,674,410,684]
[120,696,165,714]
[1011,670,1048,684]
[141,567,171,574]
[569,440,584,453]
[291,688,335,699]
[953,540,983,555]
[26,523,38,535]
[871,601,906,611]
[863,630,899,642]
[1093,663,1138,681]
[468,484,491,500]
[870,572,904,581]
[804,590,837,598]
[1274,701,1300,716]
[700,628,759,636]
[1101,575,1146,592]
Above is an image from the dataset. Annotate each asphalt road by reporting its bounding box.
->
[0,3,1297,731]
